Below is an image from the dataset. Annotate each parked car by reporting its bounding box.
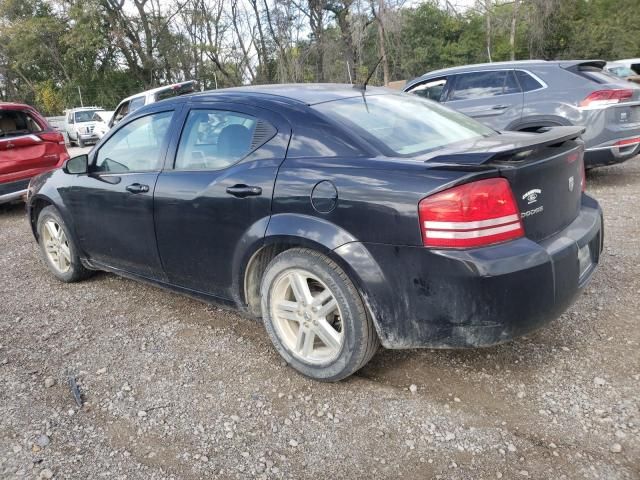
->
[404,60,640,168]
[26,85,603,381]
[0,103,69,205]
[64,107,105,147]
[604,62,640,84]
[108,80,197,129]
[92,110,114,139]
[611,58,640,75]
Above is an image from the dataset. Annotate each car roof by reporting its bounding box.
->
[67,107,103,113]
[190,83,390,106]
[118,80,197,104]
[615,58,640,63]
[405,59,608,89]
[0,102,34,111]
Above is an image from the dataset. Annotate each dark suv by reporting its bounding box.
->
[404,60,640,168]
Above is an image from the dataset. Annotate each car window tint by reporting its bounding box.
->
[407,78,447,102]
[129,96,146,114]
[314,94,494,156]
[515,70,543,91]
[0,110,42,137]
[450,71,517,100]
[94,111,173,173]
[74,111,97,123]
[113,102,130,123]
[175,110,257,170]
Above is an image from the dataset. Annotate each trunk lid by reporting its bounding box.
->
[423,127,585,242]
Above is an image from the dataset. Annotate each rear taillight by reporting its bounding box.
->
[614,137,640,147]
[419,178,524,249]
[38,132,65,145]
[579,89,633,108]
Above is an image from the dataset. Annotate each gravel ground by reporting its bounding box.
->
[1,159,639,480]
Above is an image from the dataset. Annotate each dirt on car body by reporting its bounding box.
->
[1,160,639,479]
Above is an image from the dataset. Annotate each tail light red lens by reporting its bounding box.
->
[579,89,633,108]
[419,178,524,249]
[38,132,65,145]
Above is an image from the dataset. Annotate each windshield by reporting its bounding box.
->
[313,93,494,156]
[75,110,103,123]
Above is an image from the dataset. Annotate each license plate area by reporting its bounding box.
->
[578,243,592,279]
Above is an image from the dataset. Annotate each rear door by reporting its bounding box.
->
[445,70,523,130]
[154,102,290,299]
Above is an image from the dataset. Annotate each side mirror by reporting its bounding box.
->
[63,154,88,175]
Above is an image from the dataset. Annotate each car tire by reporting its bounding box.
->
[37,206,92,283]
[260,248,379,381]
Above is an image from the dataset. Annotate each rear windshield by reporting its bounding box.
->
[0,110,43,138]
[313,93,494,156]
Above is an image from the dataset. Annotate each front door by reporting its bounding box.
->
[61,109,176,278]
[444,70,523,130]
[154,103,290,299]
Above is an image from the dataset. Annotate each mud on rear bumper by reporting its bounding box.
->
[334,195,603,349]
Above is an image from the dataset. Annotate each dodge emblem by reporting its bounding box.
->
[568,176,575,192]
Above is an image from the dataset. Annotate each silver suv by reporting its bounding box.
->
[404,60,640,168]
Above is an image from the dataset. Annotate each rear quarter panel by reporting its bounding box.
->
[271,156,493,246]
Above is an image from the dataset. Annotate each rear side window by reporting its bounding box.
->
[406,77,448,102]
[449,70,520,101]
[314,94,494,157]
[0,110,43,137]
[515,71,544,92]
[175,110,264,170]
[112,101,130,124]
[129,96,146,113]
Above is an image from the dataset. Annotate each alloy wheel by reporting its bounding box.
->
[270,269,344,364]
[42,219,71,274]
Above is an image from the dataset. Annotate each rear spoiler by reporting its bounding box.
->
[426,126,585,167]
[560,60,606,71]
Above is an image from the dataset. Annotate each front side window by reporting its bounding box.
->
[450,70,520,101]
[175,110,257,170]
[94,111,173,173]
[314,93,494,156]
[406,77,448,102]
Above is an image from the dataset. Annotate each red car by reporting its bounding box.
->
[0,103,69,204]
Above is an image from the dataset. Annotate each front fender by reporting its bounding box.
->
[27,171,84,258]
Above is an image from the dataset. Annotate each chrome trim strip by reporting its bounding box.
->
[425,222,521,239]
[0,189,28,203]
[424,214,520,230]
[0,134,42,144]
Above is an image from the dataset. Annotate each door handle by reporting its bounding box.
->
[492,104,509,110]
[226,185,262,198]
[126,183,150,194]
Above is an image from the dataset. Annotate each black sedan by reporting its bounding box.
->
[26,85,603,381]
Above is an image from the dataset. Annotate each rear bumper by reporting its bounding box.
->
[335,195,603,349]
[0,178,30,204]
[585,141,640,168]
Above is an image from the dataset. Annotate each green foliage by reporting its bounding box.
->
[34,80,64,116]
[1,0,640,115]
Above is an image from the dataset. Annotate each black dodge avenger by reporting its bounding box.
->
[26,84,603,381]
